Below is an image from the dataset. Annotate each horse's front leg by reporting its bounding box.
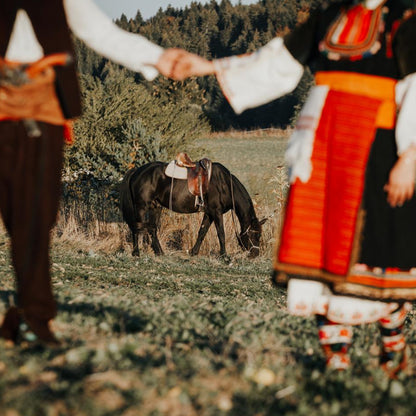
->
[213,213,228,259]
[147,204,164,256]
[132,230,140,257]
[190,213,212,256]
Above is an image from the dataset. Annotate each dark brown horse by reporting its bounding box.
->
[120,161,265,258]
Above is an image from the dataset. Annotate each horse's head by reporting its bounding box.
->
[238,218,267,258]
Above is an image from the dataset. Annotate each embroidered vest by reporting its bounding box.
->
[319,1,388,60]
[0,0,82,119]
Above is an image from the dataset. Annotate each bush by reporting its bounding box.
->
[62,61,210,223]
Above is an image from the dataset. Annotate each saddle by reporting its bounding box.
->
[166,152,212,208]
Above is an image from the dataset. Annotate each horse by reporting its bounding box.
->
[120,161,265,259]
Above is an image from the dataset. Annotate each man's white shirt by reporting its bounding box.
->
[5,0,163,80]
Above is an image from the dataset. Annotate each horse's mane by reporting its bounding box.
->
[213,162,258,222]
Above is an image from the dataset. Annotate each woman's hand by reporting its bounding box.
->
[384,146,416,207]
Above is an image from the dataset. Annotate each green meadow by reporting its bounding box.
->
[0,131,416,416]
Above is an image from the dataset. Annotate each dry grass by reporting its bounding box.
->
[206,128,292,139]
[53,205,280,260]
[54,214,129,254]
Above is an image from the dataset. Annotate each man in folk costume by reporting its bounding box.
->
[0,0,180,345]
[162,0,416,374]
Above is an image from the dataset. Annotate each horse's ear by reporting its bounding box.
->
[259,218,267,226]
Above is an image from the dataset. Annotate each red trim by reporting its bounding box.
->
[321,2,385,59]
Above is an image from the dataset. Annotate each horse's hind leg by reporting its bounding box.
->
[132,221,146,256]
[149,227,164,255]
[190,213,212,256]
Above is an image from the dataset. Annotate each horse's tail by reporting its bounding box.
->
[120,168,138,231]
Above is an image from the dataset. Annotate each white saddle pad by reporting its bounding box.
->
[165,161,188,180]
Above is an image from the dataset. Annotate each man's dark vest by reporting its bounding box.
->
[0,0,82,119]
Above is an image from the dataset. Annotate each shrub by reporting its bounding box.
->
[62,61,210,223]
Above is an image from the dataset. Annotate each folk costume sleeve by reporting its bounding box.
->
[282,11,324,183]
[64,0,163,81]
[393,14,416,155]
[213,37,304,114]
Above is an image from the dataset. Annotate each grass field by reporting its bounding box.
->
[1,131,416,415]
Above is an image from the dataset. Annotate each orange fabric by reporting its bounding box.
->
[315,71,396,129]
[338,7,359,44]
[63,121,75,146]
[276,89,382,276]
[0,66,65,125]
[24,53,71,79]
[338,6,372,45]
[347,274,416,289]
[0,57,76,144]
[357,9,373,43]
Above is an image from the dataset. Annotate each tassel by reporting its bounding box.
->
[63,121,74,146]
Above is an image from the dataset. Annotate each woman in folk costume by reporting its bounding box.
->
[164,0,416,374]
[0,0,180,345]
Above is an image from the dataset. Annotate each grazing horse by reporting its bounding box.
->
[120,161,265,258]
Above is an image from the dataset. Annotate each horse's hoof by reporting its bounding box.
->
[132,250,140,257]
[219,254,232,264]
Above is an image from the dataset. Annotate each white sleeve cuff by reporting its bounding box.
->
[64,0,163,80]
[395,72,416,155]
[213,37,304,114]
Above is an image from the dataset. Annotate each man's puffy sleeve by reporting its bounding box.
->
[64,0,163,80]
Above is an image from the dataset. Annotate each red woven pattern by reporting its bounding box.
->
[278,90,381,276]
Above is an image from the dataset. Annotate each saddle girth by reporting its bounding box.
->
[175,153,212,203]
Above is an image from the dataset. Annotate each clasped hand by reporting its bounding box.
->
[155,48,215,80]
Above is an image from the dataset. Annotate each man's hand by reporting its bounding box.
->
[156,48,215,80]
[384,146,416,207]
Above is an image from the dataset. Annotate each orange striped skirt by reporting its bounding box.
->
[273,71,416,301]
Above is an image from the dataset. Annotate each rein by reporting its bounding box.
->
[169,163,176,212]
